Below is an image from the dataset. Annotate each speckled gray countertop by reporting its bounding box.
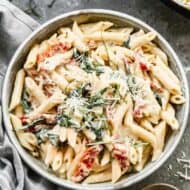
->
[10,0,190,189]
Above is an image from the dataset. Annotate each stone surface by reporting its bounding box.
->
[10,0,190,189]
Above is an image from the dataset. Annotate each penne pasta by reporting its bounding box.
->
[29,92,65,117]
[9,69,25,111]
[52,151,63,171]
[50,71,68,91]
[80,21,113,34]
[130,32,156,49]
[112,159,122,183]
[101,149,110,166]
[170,94,186,104]
[154,121,167,158]
[150,56,181,95]
[83,168,112,184]
[24,44,39,69]
[85,31,130,44]
[10,114,37,151]
[135,146,152,171]
[25,77,47,104]
[44,143,58,166]
[14,104,24,117]
[161,104,179,130]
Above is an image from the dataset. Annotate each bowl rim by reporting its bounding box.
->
[2,9,189,190]
[172,0,190,10]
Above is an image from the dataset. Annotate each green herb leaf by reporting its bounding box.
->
[69,83,91,98]
[123,38,130,48]
[21,89,32,114]
[87,93,105,108]
[57,114,72,127]
[36,128,49,143]
[73,48,104,75]
[35,128,59,146]
[48,133,59,146]
[24,118,45,130]
[57,114,80,130]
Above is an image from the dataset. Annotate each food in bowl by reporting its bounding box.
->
[9,20,185,184]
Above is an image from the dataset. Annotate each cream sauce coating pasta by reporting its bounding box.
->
[9,21,185,184]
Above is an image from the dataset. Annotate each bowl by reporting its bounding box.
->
[2,9,189,190]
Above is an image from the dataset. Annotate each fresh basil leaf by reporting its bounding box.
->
[123,38,130,48]
[21,89,32,114]
[24,118,46,130]
[57,114,72,127]
[87,93,105,108]
[73,48,104,75]
[36,128,59,146]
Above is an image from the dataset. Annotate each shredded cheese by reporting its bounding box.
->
[176,152,190,181]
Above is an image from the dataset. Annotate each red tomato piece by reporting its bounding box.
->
[72,145,103,182]
[20,115,28,124]
[113,143,130,171]
[140,62,148,71]
[37,42,71,63]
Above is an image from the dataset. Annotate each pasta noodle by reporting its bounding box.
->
[83,168,112,184]
[9,69,25,111]
[9,20,185,184]
[80,21,113,34]
[24,44,39,69]
[25,77,47,104]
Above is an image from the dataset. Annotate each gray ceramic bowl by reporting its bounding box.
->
[2,9,190,190]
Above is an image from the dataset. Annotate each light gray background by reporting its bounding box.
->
[9,0,190,189]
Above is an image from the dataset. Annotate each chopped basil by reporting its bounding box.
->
[48,133,59,146]
[23,118,45,131]
[21,89,32,114]
[93,128,103,141]
[126,75,141,100]
[35,128,49,143]
[83,113,108,141]
[57,114,73,127]
[56,114,81,130]
[69,85,109,109]
[87,93,105,108]
[73,48,81,59]
[69,83,91,98]
[87,87,110,108]
[35,128,59,146]
[73,48,104,75]
[123,38,130,48]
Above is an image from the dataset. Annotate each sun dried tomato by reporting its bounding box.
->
[113,143,130,171]
[37,42,71,63]
[72,145,103,182]
[20,116,28,125]
[140,62,148,71]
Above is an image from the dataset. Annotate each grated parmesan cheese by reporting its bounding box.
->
[176,153,190,181]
